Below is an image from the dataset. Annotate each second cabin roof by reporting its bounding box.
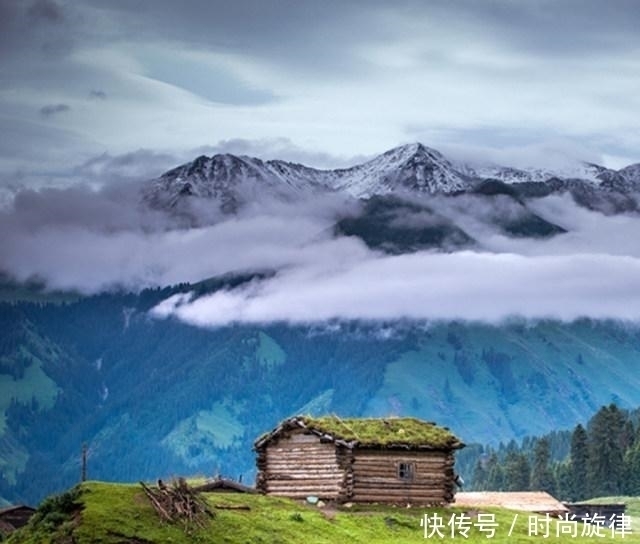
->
[255,415,464,451]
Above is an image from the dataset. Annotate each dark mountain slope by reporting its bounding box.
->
[2,286,640,505]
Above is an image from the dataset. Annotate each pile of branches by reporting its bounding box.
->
[140,478,215,531]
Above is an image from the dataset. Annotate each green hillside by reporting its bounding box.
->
[366,320,640,440]
[2,285,640,507]
[9,481,639,544]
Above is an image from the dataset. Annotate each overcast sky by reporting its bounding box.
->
[1,0,640,192]
[4,0,640,325]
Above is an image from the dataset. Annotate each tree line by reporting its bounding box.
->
[471,403,640,501]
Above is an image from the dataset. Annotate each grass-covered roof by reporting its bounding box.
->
[255,415,464,450]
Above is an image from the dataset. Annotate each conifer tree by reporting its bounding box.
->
[530,437,556,494]
[554,462,573,500]
[472,458,487,490]
[622,445,640,495]
[569,423,588,500]
[485,453,504,490]
[587,404,625,496]
[503,451,530,491]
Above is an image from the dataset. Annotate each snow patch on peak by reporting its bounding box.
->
[142,143,640,215]
[461,159,619,186]
[620,163,640,185]
[324,142,471,198]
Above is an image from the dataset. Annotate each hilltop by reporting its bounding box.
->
[7,481,639,543]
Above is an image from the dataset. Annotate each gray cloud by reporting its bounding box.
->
[2,1,639,173]
[0,182,356,292]
[74,149,179,184]
[39,103,70,117]
[1,0,639,210]
[0,140,365,211]
[87,0,385,79]
[85,1,640,77]
[149,194,640,326]
[195,138,370,169]
[1,134,640,333]
[152,251,640,325]
[89,89,107,100]
[136,50,279,106]
[0,0,74,64]
[27,0,64,23]
[3,167,639,328]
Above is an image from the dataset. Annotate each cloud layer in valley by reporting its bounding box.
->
[152,250,640,325]
[3,175,639,325]
[0,182,361,292]
[148,193,640,326]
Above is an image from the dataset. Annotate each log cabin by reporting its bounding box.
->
[0,504,36,537]
[254,415,464,505]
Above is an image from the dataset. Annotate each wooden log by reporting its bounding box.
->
[353,461,451,468]
[265,467,339,474]
[140,482,172,523]
[355,450,444,457]
[352,487,446,495]
[353,492,448,503]
[354,484,446,492]
[267,473,343,481]
[267,447,335,452]
[266,457,338,462]
[352,465,451,473]
[353,453,448,460]
[265,462,340,469]
[266,477,342,485]
[266,482,341,487]
[353,485,448,494]
[265,468,342,475]
[266,486,341,492]
[353,478,446,486]
[352,475,447,482]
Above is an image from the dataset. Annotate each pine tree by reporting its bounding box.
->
[569,423,588,500]
[622,445,640,495]
[530,437,556,494]
[587,404,625,496]
[621,420,635,452]
[472,458,487,490]
[503,451,530,491]
[554,462,573,501]
[485,453,504,490]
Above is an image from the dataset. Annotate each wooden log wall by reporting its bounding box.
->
[351,449,456,505]
[257,431,344,500]
[255,429,458,505]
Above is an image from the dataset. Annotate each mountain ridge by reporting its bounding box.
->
[142,142,640,214]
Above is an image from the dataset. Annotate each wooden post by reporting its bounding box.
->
[81,443,87,482]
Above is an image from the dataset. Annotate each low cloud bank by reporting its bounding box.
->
[151,251,640,325]
[0,182,360,292]
[2,178,640,326]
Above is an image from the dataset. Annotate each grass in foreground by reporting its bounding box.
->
[7,482,640,543]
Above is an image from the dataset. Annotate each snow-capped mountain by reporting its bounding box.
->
[143,143,474,209]
[462,160,628,186]
[620,163,640,186]
[143,142,640,213]
[143,153,329,212]
[324,143,471,197]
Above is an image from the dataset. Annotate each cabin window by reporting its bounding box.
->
[398,462,415,481]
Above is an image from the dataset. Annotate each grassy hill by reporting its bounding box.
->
[8,481,639,544]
